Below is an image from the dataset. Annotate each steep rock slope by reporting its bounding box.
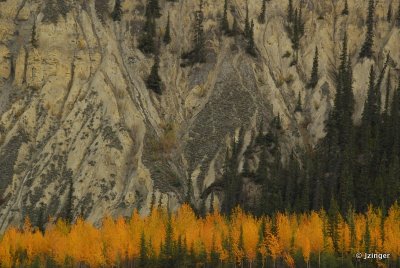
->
[0,0,398,231]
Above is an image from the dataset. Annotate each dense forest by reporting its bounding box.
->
[137,0,400,217]
[0,204,399,267]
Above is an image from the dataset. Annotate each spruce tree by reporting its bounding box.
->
[291,9,300,53]
[66,177,74,225]
[328,197,340,253]
[146,43,162,94]
[246,20,257,57]
[184,177,193,206]
[163,13,171,44]
[146,0,161,18]
[298,6,305,36]
[396,3,400,27]
[193,0,206,63]
[258,0,267,24]
[112,0,122,21]
[231,16,239,36]
[139,231,148,267]
[308,46,319,88]
[221,0,230,34]
[359,0,375,59]
[162,214,175,267]
[138,13,156,54]
[210,234,219,266]
[338,153,354,214]
[364,220,371,252]
[387,2,392,23]
[149,190,156,213]
[287,0,294,23]
[295,92,302,112]
[384,70,391,113]
[31,22,39,48]
[361,66,379,147]
[342,0,349,16]
[244,4,251,38]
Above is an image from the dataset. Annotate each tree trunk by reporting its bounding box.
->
[318,251,321,268]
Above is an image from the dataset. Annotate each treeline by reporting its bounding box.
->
[1,204,400,267]
[217,28,400,219]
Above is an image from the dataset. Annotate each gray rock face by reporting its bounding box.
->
[0,0,398,231]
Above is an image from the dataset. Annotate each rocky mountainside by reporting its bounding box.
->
[0,0,399,231]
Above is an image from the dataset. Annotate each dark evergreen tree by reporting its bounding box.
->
[338,152,354,214]
[66,177,74,225]
[308,46,319,88]
[191,0,206,63]
[246,20,257,57]
[184,177,193,205]
[161,214,175,267]
[31,22,39,48]
[364,220,371,252]
[384,70,391,113]
[255,218,266,266]
[244,3,251,38]
[291,9,300,54]
[146,43,162,94]
[146,0,161,18]
[210,234,219,266]
[149,190,156,213]
[298,6,305,36]
[396,3,400,27]
[163,13,171,44]
[387,2,392,22]
[231,16,239,36]
[255,148,268,184]
[328,198,340,253]
[42,0,59,24]
[359,0,375,59]
[138,13,156,54]
[361,66,379,149]
[57,0,70,18]
[139,231,148,267]
[222,138,242,215]
[209,192,215,213]
[258,0,267,24]
[342,0,349,16]
[295,91,302,112]
[221,0,230,34]
[111,0,122,21]
[287,0,294,23]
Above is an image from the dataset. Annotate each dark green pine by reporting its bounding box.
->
[221,0,230,34]
[163,13,171,44]
[146,49,162,94]
[308,46,319,88]
[258,0,267,24]
[359,0,375,59]
[112,0,122,21]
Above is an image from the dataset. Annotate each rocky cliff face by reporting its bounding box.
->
[0,0,398,231]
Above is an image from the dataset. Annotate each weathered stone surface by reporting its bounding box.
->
[0,0,398,231]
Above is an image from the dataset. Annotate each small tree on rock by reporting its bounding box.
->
[146,43,162,94]
[258,0,267,24]
[308,46,319,88]
[295,92,303,112]
[246,20,257,57]
[221,0,230,34]
[342,0,349,16]
[359,0,375,59]
[163,12,171,44]
[31,21,39,48]
[387,3,392,22]
[112,0,122,21]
